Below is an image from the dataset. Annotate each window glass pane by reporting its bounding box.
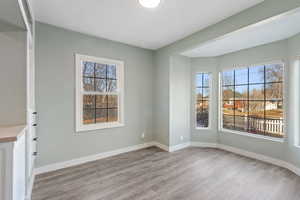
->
[249,101,264,119]
[196,103,209,128]
[265,101,283,120]
[108,95,118,108]
[235,68,248,85]
[248,117,265,135]
[223,115,234,130]
[96,109,107,123]
[235,85,248,100]
[234,116,248,132]
[83,109,95,124]
[223,101,234,115]
[265,64,283,83]
[221,64,284,138]
[96,95,107,108]
[203,88,210,100]
[222,86,234,100]
[95,64,106,78]
[195,73,210,128]
[222,71,234,85]
[265,83,283,100]
[234,101,248,116]
[83,62,94,77]
[202,100,209,112]
[107,80,117,92]
[249,84,264,100]
[203,73,210,87]
[79,56,123,130]
[108,109,118,122]
[249,65,264,83]
[196,88,203,101]
[107,65,117,79]
[83,95,95,109]
[265,119,283,137]
[95,79,106,92]
[196,73,203,87]
[83,78,94,91]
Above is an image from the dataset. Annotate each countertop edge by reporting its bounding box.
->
[0,125,27,143]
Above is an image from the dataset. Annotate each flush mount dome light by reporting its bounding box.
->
[139,0,161,8]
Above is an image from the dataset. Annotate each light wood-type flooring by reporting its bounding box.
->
[32,147,300,200]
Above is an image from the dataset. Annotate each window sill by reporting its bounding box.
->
[220,128,285,143]
[76,123,125,133]
[195,127,211,131]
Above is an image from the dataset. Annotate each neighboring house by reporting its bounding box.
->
[266,101,278,110]
[224,98,279,111]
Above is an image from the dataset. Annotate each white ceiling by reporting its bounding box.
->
[182,8,300,57]
[32,0,264,50]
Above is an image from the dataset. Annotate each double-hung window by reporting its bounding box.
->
[76,54,124,132]
[221,63,284,138]
[195,73,211,128]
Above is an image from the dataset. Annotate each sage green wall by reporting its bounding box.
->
[169,55,191,146]
[0,31,26,126]
[35,23,154,167]
[217,40,288,161]
[288,33,300,56]
[153,51,170,145]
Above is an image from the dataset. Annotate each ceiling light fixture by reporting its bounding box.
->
[139,0,161,8]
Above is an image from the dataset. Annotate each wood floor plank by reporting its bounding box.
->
[32,147,300,200]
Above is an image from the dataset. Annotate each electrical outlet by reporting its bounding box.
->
[180,136,184,141]
[141,132,145,139]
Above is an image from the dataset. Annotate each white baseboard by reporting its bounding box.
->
[35,142,154,175]
[153,142,192,152]
[34,141,300,178]
[190,142,218,148]
[218,144,300,176]
[217,144,286,167]
[152,142,170,152]
[190,142,300,177]
[169,142,191,152]
[284,162,300,176]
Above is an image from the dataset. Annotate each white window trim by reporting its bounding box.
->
[194,72,212,130]
[75,54,125,132]
[294,58,300,148]
[218,60,286,141]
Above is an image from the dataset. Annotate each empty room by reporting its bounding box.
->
[1,0,300,199]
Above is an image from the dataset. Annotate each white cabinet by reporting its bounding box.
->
[0,126,26,200]
[0,0,35,199]
[25,110,37,200]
